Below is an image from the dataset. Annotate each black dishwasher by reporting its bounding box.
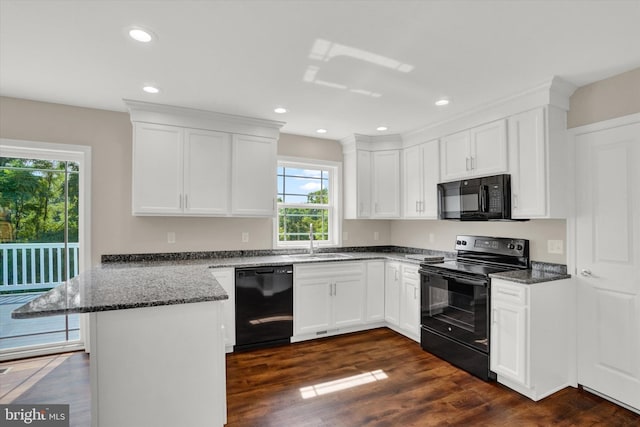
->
[235,265,293,351]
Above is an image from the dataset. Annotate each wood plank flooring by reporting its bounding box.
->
[226,328,640,426]
[1,328,639,426]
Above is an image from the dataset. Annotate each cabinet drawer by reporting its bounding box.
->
[492,279,528,306]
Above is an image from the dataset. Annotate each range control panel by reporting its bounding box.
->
[455,235,528,257]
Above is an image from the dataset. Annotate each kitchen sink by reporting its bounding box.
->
[286,253,353,261]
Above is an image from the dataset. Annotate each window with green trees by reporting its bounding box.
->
[0,158,79,244]
[277,160,340,246]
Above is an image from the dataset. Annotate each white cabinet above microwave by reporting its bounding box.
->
[440,119,508,182]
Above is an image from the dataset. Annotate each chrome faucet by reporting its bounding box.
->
[309,223,315,255]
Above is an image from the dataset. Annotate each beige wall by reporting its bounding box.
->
[568,67,640,128]
[0,96,386,265]
[390,220,566,264]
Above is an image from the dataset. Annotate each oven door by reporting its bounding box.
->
[420,269,489,353]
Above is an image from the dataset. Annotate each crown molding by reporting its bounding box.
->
[123,99,285,139]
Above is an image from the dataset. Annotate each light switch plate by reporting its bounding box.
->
[167,232,176,244]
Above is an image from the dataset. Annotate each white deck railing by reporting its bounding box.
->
[0,243,80,292]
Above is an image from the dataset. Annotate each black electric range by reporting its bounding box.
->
[418,235,530,380]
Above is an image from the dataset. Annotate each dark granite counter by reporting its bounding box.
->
[13,246,568,319]
[490,264,571,284]
[12,263,228,319]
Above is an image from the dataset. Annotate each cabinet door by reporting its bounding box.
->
[384,263,401,326]
[491,301,528,386]
[400,265,420,340]
[372,150,400,218]
[132,123,183,214]
[357,150,372,217]
[402,144,422,218]
[440,130,470,181]
[184,129,231,215]
[470,119,507,177]
[211,268,235,351]
[333,274,365,328]
[294,276,332,335]
[509,108,547,218]
[421,140,440,218]
[365,261,385,322]
[231,134,277,216]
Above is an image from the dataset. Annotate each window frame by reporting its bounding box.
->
[274,156,341,248]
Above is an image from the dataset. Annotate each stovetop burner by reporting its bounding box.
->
[423,260,520,277]
[419,235,530,278]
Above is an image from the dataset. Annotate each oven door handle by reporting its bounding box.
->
[419,269,489,287]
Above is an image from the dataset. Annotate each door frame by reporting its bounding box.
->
[567,112,640,412]
[0,138,92,360]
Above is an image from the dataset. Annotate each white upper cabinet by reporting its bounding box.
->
[440,119,507,181]
[231,134,277,216]
[342,134,402,219]
[402,140,439,218]
[132,123,184,215]
[184,129,231,215]
[126,100,283,217]
[508,106,568,218]
[371,150,401,218]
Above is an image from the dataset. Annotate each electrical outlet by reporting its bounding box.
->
[242,232,249,243]
[429,233,435,243]
[374,231,379,241]
[167,232,176,244]
[343,231,349,241]
[547,240,564,254]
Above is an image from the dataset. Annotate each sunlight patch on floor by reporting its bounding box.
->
[299,369,388,399]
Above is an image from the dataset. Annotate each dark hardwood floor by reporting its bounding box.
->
[226,328,640,426]
[2,328,639,426]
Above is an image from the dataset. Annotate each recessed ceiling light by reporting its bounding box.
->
[143,85,160,94]
[316,128,328,134]
[128,28,154,43]
[274,107,287,114]
[435,98,450,106]
[376,126,388,131]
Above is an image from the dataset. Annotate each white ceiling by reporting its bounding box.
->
[1,0,639,140]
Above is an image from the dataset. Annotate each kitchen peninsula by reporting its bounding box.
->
[12,262,229,427]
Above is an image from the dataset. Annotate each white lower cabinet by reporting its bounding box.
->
[385,261,420,342]
[384,262,401,326]
[365,261,385,323]
[294,262,365,338]
[490,278,574,401]
[399,264,420,342]
[211,268,235,353]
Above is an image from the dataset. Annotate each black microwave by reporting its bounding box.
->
[438,174,511,221]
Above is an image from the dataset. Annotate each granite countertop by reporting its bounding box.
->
[12,247,567,319]
[490,268,571,284]
[12,263,228,319]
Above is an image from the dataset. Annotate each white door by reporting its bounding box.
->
[403,144,422,218]
[357,150,372,218]
[371,150,400,218]
[440,130,470,181]
[575,120,640,411]
[231,134,277,216]
[470,119,507,177]
[332,276,365,328]
[384,263,401,326]
[132,123,183,214]
[183,129,231,215]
